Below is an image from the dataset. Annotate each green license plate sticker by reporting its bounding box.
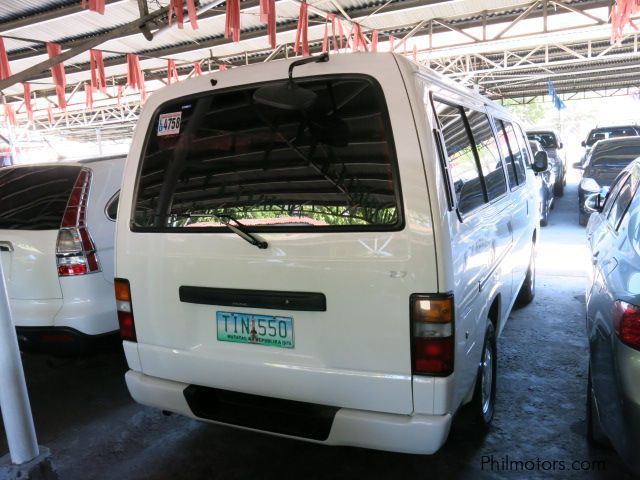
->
[216,311,294,348]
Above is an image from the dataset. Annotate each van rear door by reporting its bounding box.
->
[0,166,81,302]
[119,70,436,415]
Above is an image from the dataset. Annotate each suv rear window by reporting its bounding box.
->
[133,76,402,231]
[586,127,640,146]
[526,132,558,149]
[0,166,81,230]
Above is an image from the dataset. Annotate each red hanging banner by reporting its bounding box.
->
[260,0,269,22]
[4,104,16,127]
[89,49,107,93]
[127,53,144,91]
[168,0,185,28]
[46,42,67,110]
[611,0,640,44]
[219,64,228,71]
[322,14,339,53]
[85,82,94,109]
[116,85,124,108]
[167,59,179,84]
[225,0,241,42]
[267,0,276,49]
[193,62,203,76]
[23,83,33,123]
[413,44,417,61]
[389,34,395,52]
[350,24,368,52]
[82,0,105,14]
[371,30,378,53]
[0,38,11,80]
[295,1,309,56]
[186,0,199,29]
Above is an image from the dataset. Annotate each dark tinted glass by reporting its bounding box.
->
[433,100,485,214]
[527,132,557,148]
[602,172,628,218]
[465,110,507,201]
[502,121,527,186]
[134,76,401,230]
[608,176,635,229]
[0,166,80,230]
[587,127,640,146]
[515,125,533,167]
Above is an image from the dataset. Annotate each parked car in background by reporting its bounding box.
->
[584,159,640,474]
[576,137,640,225]
[115,53,546,455]
[0,155,124,354]
[529,139,555,226]
[579,124,640,166]
[527,129,566,197]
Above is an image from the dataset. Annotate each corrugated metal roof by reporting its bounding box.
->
[0,1,73,22]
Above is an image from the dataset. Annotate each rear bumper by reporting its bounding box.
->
[16,326,120,355]
[125,369,453,455]
[9,294,117,336]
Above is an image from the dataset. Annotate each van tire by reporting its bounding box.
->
[470,322,497,429]
[587,365,609,447]
[515,245,536,307]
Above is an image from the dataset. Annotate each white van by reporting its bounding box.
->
[115,53,545,454]
[0,156,124,354]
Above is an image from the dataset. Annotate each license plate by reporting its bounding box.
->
[216,311,294,349]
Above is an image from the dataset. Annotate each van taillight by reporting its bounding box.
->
[613,300,640,350]
[115,278,136,342]
[56,169,100,277]
[411,294,454,376]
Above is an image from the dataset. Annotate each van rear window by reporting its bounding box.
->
[133,76,402,231]
[0,166,81,230]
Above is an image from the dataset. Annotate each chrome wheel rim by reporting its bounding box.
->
[481,342,494,416]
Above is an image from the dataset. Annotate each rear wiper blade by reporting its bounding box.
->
[181,212,268,249]
[214,214,268,250]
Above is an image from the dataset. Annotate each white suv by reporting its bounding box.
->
[115,54,545,454]
[0,155,124,354]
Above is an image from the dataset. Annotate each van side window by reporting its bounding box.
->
[514,125,533,167]
[601,172,629,218]
[432,100,485,215]
[501,120,527,188]
[465,110,507,201]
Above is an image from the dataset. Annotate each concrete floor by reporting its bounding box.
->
[1,177,637,479]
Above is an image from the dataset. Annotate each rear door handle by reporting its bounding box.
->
[592,251,600,264]
[0,241,13,252]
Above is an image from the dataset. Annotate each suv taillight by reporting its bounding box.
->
[115,278,136,342]
[613,300,640,350]
[56,169,100,277]
[411,293,454,376]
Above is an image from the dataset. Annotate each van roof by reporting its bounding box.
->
[144,52,515,122]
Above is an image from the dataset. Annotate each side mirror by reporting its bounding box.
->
[581,140,586,147]
[572,162,584,169]
[532,150,548,173]
[583,193,600,214]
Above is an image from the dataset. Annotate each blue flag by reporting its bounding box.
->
[547,80,566,111]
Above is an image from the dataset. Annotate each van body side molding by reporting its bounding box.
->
[179,286,327,312]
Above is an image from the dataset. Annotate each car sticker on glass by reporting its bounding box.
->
[157,112,182,136]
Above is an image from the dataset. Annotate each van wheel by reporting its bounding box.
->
[470,322,497,429]
[515,245,536,307]
[587,365,609,447]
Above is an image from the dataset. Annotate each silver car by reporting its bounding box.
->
[584,158,640,474]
